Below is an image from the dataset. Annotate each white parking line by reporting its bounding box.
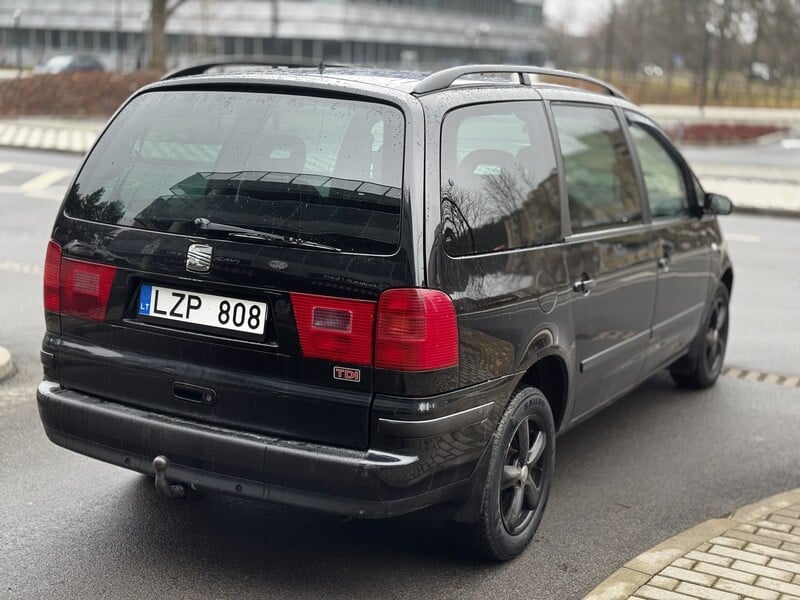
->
[780,139,800,149]
[19,168,72,192]
[724,233,761,243]
[0,184,65,200]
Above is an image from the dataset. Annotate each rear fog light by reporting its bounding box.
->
[291,293,375,366]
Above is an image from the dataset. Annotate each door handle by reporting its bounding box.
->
[173,382,216,405]
[659,240,674,273]
[572,274,596,295]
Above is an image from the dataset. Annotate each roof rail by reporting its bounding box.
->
[412,65,630,100]
[160,57,351,81]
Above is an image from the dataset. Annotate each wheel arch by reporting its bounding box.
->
[518,354,569,432]
[721,267,733,296]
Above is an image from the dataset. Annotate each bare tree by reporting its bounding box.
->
[548,0,800,106]
[148,0,191,71]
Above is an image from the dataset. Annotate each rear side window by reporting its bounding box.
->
[551,104,642,233]
[440,101,561,256]
[65,90,405,254]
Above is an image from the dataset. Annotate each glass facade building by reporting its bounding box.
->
[0,0,545,71]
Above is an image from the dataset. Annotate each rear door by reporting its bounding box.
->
[550,103,659,417]
[625,114,712,373]
[52,87,408,450]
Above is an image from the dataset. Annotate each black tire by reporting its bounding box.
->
[467,386,555,561]
[670,283,730,389]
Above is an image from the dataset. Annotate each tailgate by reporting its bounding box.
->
[45,86,409,450]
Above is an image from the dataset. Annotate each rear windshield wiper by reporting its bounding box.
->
[193,218,341,252]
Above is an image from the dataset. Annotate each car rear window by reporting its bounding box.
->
[65,89,405,254]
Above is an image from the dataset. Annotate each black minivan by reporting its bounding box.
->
[37,64,733,560]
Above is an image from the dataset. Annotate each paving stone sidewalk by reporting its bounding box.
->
[586,490,800,600]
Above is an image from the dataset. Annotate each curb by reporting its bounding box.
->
[674,128,792,148]
[732,205,800,219]
[0,142,88,156]
[0,345,14,382]
[583,488,800,600]
[0,118,103,155]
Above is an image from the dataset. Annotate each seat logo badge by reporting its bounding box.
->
[334,366,361,383]
[186,244,213,273]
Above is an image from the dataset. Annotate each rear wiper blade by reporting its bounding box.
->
[193,218,341,252]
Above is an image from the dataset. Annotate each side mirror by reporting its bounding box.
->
[705,193,734,216]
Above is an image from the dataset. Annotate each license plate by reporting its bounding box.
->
[138,284,268,336]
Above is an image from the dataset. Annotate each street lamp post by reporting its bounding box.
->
[13,9,21,77]
[699,21,716,112]
[114,0,123,72]
[138,11,149,70]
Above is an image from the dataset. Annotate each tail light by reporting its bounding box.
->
[43,241,116,321]
[44,241,62,313]
[375,289,459,371]
[291,293,375,366]
[292,289,459,372]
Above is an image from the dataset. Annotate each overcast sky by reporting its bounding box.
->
[543,0,613,35]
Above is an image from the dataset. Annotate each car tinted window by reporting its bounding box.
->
[65,90,405,255]
[551,104,642,233]
[629,123,689,219]
[440,101,561,256]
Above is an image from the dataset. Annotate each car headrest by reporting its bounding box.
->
[260,134,307,173]
[455,149,516,187]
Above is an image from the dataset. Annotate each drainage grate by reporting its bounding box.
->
[722,367,800,388]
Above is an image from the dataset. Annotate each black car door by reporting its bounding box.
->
[550,103,659,418]
[625,113,713,374]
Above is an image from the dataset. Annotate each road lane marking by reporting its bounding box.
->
[0,260,42,275]
[724,233,761,244]
[780,139,800,149]
[722,367,800,389]
[25,190,66,201]
[0,184,65,200]
[19,168,72,192]
[0,384,34,414]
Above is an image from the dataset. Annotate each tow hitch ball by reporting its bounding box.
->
[152,455,186,499]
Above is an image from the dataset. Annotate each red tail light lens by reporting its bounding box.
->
[375,289,459,371]
[43,241,62,313]
[291,289,459,372]
[291,293,376,366]
[59,258,116,321]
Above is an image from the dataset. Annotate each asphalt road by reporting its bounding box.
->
[1,147,798,600]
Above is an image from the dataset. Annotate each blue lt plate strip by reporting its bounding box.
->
[138,284,153,315]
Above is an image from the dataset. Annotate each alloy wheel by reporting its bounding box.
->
[499,416,547,536]
[705,296,728,376]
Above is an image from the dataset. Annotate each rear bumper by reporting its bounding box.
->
[37,380,488,518]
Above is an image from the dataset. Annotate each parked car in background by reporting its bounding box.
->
[34,54,104,74]
[642,63,664,77]
[37,62,734,561]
